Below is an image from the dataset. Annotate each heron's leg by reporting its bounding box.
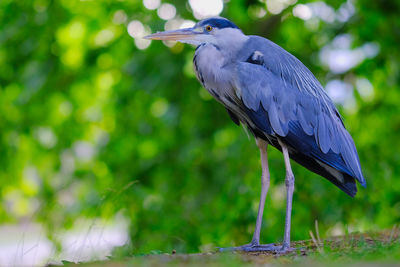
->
[278,139,295,251]
[219,139,281,252]
[250,138,270,245]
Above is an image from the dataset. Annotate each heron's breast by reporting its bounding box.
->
[193,44,234,99]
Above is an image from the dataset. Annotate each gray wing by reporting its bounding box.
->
[231,37,365,192]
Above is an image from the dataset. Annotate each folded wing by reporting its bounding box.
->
[231,39,365,196]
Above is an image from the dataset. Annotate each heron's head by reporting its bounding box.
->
[144,17,246,47]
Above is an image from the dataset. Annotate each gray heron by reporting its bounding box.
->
[145,17,366,252]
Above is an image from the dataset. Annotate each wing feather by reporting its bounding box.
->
[296,104,314,135]
[232,58,366,190]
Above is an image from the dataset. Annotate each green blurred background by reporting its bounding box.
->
[1,0,400,260]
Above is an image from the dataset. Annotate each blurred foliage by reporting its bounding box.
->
[0,0,400,255]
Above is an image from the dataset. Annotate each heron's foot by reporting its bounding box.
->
[278,244,296,254]
[219,242,297,253]
[219,243,281,252]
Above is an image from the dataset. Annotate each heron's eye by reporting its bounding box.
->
[205,25,213,32]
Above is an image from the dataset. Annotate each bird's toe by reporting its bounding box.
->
[218,243,280,252]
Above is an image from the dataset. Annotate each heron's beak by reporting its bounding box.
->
[144,28,200,41]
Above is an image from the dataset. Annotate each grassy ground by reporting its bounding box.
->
[61,228,400,266]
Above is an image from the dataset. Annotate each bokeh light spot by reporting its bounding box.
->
[180,20,196,29]
[189,0,223,19]
[127,20,152,50]
[356,78,374,101]
[34,127,58,149]
[248,5,267,19]
[61,47,83,69]
[150,98,169,117]
[58,101,73,117]
[22,166,40,196]
[57,20,86,46]
[143,0,160,10]
[96,71,115,91]
[266,0,285,14]
[157,3,176,20]
[293,4,312,20]
[73,141,96,162]
[112,10,127,24]
[135,38,151,50]
[94,29,115,47]
[127,20,145,38]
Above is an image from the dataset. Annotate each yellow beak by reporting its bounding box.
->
[144,28,200,41]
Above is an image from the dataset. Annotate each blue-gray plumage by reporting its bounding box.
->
[145,17,365,253]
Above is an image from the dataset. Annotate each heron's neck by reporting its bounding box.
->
[213,28,249,59]
[193,29,248,84]
[193,29,248,102]
[194,44,226,90]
